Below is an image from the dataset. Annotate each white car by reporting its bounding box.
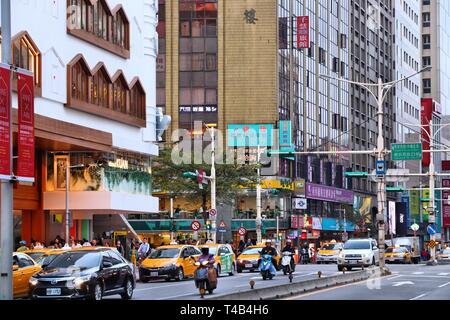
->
[337,238,379,271]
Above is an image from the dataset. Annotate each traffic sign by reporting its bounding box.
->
[292,197,307,210]
[427,224,437,235]
[428,240,437,249]
[191,220,201,231]
[391,143,422,161]
[209,208,217,217]
[218,220,227,233]
[376,160,386,175]
[410,223,420,232]
[238,227,247,236]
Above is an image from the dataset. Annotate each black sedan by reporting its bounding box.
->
[29,248,135,300]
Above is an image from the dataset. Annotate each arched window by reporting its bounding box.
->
[130,79,146,120]
[69,55,91,103]
[112,8,129,49]
[11,31,41,87]
[112,71,128,113]
[91,63,111,108]
[69,0,89,31]
[92,0,109,41]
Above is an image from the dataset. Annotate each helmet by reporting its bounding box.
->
[286,239,292,243]
[19,240,26,245]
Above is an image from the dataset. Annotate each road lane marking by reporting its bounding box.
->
[410,293,427,300]
[438,282,450,288]
[387,275,402,280]
[412,272,424,275]
[392,281,414,287]
[438,273,449,276]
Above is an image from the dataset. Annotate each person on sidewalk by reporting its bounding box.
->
[17,240,29,252]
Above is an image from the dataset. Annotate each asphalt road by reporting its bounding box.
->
[105,264,343,300]
[285,263,450,300]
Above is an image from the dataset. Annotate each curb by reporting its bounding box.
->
[207,268,383,300]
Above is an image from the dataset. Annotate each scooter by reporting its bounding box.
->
[194,260,217,298]
[300,249,310,264]
[281,251,295,282]
[259,254,277,280]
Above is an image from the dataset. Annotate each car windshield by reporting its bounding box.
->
[242,248,262,255]
[46,252,101,270]
[386,248,406,253]
[344,241,371,250]
[35,254,59,267]
[321,244,341,250]
[147,248,180,259]
[442,249,450,254]
[27,252,46,261]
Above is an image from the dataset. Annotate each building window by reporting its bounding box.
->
[10,31,41,88]
[67,0,130,58]
[340,33,347,49]
[319,47,326,65]
[422,34,431,49]
[67,54,146,126]
[332,57,339,73]
[422,12,431,27]
[423,56,431,67]
[423,78,431,94]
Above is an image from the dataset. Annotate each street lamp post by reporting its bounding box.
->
[205,123,217,243]
[256,145,263,244]
[65,163,84,242]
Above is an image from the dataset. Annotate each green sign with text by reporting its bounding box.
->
[391,143,422,161]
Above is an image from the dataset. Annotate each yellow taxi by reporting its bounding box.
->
[385,246,412,264]
[236,245,281,273]
[437,248,450,263]
[13,252,42,299]
[139,245,201,282]
[32,248,73,267]
[316,241,343,264]
[22,248,53,263]
[199,244,236,277]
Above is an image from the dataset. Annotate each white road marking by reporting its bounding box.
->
[392,281,414,287]
[386,275,402,280]
[438,273,449,276]
[410,293,427,300]
[438,282,450,288]
[412,272,424,275]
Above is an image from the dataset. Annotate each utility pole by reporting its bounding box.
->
[170,197,174,242]
[256,145,262,244]
[428,122,437,264]
[208,124,217,243]
[0,0,13,300]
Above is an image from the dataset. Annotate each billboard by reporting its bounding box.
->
[421,98,433,167]
[442,179,450,227]
[227,124,274,147]
[297,16,310,49]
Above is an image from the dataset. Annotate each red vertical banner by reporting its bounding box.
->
[297,16,309,49]
[421,98,433,167]
[442,179,450,227]
[0,64,11,179]
[17,70,35,182]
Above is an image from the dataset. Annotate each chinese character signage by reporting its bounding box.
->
[17,70,35,182]
[0,64,11,180]
[421,98,433,167]
[297,16,309,49]
[409,190,420,223]
[442,179,450,227]
[305,183,354,204]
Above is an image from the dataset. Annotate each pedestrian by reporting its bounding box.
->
[83,239,92,247]
[421,248,427,261]
[138,238,150,262]
[174,204,182,218]
[238,240,245,253]
[17,240,29,252]
[91,239,98,247]
[116,240,125,257]
[245,238,252,248]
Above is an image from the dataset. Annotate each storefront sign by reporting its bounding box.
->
[227,124,274,147]
[312,217,322,230]
[312,230,320,238]
[409,190,420,223]
[290,215,305,229]
[421,98,433,167]
[287,230,298,240]
[0,64,11,180]
[292,197,307,210]
[305,183,354,204]
[401,194,410,228]
[321,217,355,232]
[388,201,396,235]
[293,179,305,197]
[297,16,309,49]
[17,70,35,182]
[442,179,450,227]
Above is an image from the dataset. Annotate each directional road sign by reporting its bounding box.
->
[391,143,422,161]
[427,224,437,235]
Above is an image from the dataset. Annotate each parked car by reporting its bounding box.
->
[316,242,343,264]
[29,247,135,300]
[437,248,450,263]
[13,252,42,299]
[236,245,281,273]
[385,246,412,264]
[392,237,420,264]
[199,244,236,276]
[337,238,379,271]
[139,245,201,282]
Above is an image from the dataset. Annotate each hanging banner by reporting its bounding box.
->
[297,16,310,49]
[17,70,35,182]
[421,98,433,167]
[0,64,11,180]
[442,179,450,227]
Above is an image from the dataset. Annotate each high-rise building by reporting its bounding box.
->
[349,0,395,200]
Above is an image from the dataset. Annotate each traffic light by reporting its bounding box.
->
[205,220,211,230]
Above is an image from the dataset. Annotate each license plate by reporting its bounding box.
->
[245,264,253,268]
[46,288,61,296]
[349,260,357,264]
[151,272,158,277]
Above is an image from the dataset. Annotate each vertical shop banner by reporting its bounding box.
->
[401,193,410,228]
[422,189,430,223]
[297,16,309,49]
[421,98,433,167]
[409,190,420,224]
[388,201,396,235]
[0,64,11,179]
[17,70,35,182]
[442,179,450,227]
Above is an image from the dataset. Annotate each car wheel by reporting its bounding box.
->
[216,264,221,277]
[338,265,343,271]
[90,282,103,301]
[229,264,235,276]
[175,267,184,281]
[372,257,376,266]
[121,278,134,300]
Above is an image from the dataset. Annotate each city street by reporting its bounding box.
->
[104,264,343,300]
[285,263,450,300]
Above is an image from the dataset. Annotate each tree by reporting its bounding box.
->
[152,145,259,209]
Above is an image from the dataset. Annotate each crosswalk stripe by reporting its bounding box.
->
[412,272,424,275]
[438,273,449,276]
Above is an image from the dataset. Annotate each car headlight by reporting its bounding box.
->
[29,277,38,286]
[74,276,91,289]
[239,259,243,264]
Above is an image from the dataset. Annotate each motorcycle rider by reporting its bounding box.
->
[196,247,217,291]
[259,240,278,269]
[281,239,295,271]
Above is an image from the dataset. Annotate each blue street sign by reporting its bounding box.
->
[376,160,386,175]
[427,224,437,235]
[218,228,227,233]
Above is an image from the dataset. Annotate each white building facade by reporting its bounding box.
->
[0,0,159,244]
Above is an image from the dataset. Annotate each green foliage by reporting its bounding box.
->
[104,167,152,194]
[152,145,259,205]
